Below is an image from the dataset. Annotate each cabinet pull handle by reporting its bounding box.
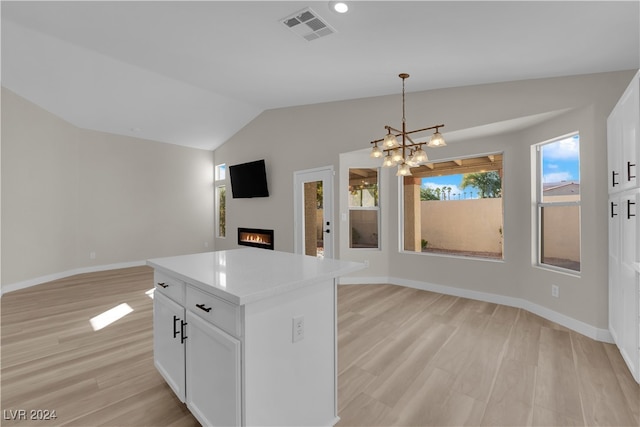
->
[611,202,618,218]
[173,315,180,338]
[627,199,636,219]
[612,171,619,187]
[181,320,188,344]
[196,303,212,313]
[157,282,168,288]
[628,161,636,181]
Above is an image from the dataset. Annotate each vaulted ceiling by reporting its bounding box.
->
[2,1,638,151]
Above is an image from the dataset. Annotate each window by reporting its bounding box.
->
[535,134,581,272]
[402,154,503,260]
[349,168,379,249]
[216,186,226,237]
[215,164,226,238]
[215,163,226,181]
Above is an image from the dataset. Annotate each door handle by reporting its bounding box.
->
[325,229,331,233]
[611,202,618,218]
[628,161,636,181]
[612,171,619,187]
[195,303,212,313]
[180,320,188,344]
[173,315,180,338]
[627,199,636,219]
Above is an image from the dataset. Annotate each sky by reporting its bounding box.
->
[422,175,477,199]
[421,134,580,199]
[541,134,580,184]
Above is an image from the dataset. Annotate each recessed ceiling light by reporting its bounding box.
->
[329,1,348,13]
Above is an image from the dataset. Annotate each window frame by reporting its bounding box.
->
[399,151,504,261]
[534,132,581,275]
[348,167,381,250]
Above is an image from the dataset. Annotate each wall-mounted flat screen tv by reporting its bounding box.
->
[229,159,269,198]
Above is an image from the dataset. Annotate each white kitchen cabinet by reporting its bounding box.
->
[608,70,639,192]
[609,194,623,346]
[148,248,364,426]
[153,272,241,426]
[619,190,639,381]
[609,191,640,383]
[186,310,241,427]
[608,69,640,384]
[153,278,186,401]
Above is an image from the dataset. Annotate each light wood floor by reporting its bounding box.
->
[1,267,638,426]
[336,284,639,427]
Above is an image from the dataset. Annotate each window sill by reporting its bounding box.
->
[535,263,581,278]
[402,249,505,263]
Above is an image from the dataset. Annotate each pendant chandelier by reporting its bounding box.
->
[370,73,446,176]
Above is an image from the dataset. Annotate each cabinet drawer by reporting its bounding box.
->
[154,272,185,304]
[186,286,241,337]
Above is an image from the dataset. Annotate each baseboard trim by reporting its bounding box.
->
[338,276,392,285]
[340,275,613,344]
[0,260,147,297]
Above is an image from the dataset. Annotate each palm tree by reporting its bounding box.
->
[420,187,439,201]
[460,171,502,198]
[218,186,226,237]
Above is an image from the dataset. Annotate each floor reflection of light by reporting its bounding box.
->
[90,303,133,331]
[145,288,155,299]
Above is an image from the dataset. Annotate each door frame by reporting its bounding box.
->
[293,166,334,258]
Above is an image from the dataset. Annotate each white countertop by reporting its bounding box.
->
[147,248,365,305]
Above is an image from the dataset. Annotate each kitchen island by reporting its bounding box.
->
[147,248,364,427]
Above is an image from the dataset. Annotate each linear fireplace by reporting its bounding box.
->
[238,227,274,250]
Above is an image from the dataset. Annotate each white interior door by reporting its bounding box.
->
[294,167,334,258]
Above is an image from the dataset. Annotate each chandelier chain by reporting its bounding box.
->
[402,75,406,124]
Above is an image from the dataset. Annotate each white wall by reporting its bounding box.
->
[1,88,214,289]
[214,70,636,333]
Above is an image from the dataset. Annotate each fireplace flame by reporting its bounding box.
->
[238,228,274,250]
[241,233,271,245]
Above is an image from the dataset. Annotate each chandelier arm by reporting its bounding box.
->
[371,125,405,145]
[372,124,443,145]
[404,124,445,136]
[403,134,417,145]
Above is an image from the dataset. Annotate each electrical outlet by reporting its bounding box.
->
[364,260,370,267]
[292,316,304,343]
[551,284,559,298]
[90,251,96,260]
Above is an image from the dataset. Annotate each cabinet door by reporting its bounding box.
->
[608,107,623,192]
[609,194,623,344]
[185,311,241,427]
[609,73,640,192]
[621,76,639,191]
[154,291,186,402]
[620,191,640,381]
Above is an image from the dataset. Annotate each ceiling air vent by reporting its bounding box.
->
[281,8,336,41]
